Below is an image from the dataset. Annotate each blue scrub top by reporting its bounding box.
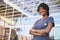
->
[33,17,54,40]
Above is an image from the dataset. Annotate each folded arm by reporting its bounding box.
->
[29,29,47,36]
[29,23,53,36]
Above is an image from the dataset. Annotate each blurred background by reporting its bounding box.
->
[0,0,60,40]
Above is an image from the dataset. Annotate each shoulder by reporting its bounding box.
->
[48,16,55,27]
[47,16,54,23]
[48,16,54,20]
[49,16,54,19]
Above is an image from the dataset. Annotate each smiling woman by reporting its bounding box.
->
[29,3,55,40]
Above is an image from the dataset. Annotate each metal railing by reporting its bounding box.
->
[4,0,60,17]
[3,0,60,40]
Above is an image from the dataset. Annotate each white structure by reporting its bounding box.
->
[3,0,60,40]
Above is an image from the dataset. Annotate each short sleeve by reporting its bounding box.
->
[48,17,55,27]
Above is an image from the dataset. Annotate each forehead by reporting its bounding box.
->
[39,7,45,10]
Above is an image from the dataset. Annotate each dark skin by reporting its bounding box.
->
[29,7,53,36]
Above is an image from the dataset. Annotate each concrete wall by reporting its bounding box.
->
[0,0,3,2]
[57,0,60,4]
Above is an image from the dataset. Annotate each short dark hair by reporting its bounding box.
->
[37,3,49,16]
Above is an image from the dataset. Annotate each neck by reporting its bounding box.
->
[42,15,48,19]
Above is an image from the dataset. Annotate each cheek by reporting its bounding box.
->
[39,9,46,12]
[39,10,47,15]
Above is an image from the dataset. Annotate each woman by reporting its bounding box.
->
[29,3,55,40]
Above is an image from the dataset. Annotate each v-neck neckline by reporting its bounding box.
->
[40,16,49,20]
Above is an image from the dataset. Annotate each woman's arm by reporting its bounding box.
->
[29,27,47,36]
[34,23,53,34]
[29,29,47,36]
[29,23,53,36]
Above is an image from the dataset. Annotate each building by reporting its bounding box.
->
[0,0,60,40]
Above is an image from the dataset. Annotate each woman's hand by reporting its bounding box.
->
[30,29,36,32]
[29,29,36,35]
[29,29,47,36]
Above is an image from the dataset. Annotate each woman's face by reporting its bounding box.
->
[38,7,47,16]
